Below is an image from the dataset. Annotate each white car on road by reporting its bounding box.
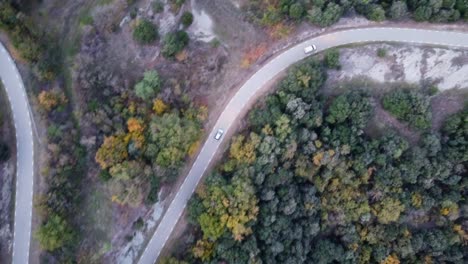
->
[304,44,317,54]
[214,129,224,140]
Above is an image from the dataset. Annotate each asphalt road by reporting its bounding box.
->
[137,27,468,264]
[0,43,34,264]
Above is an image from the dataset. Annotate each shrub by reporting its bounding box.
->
[130,8,137,19]
[377,48,387,58]
[0,142,10,162]
[367,5,386,21]
[79,14,93,26]
[35,214,74,251]
[152,1,164,13]
[161,30,189,58]
[389,1,408,20]
[427,85,439,96]
[382,89,432,130]
[133,19,158,44]
[169,0,186,12]
[181,11,193,27]
[99,169,112,182]
[135,70,162,100]
[324,48,340,69]
[38,90,67,112]
[289,3,304,19]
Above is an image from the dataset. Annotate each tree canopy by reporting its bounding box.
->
[176,56,468,263]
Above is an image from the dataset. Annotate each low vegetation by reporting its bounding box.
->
[0,2,60,80]
[162,30,190,58]
[166,56,468,263]
[133,19,158,44]
[383,89,432,130]
[181,11,194,28]
[245,0,468,29]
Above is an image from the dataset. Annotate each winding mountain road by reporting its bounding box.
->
[137,27,468,264]
[0,43,34,264]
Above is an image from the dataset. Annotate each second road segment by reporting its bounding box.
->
[0,43,35,264]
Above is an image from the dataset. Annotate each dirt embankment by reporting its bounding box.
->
[0,84,17,264]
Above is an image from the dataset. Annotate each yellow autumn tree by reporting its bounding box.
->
[38,90,67,112]
[229,133,261,164]
[153,98,168,115]
[127,118,145,148]
[192,239,214,261]
[127,118,144,133]
[95,134,129,169]
[380,254,400,264]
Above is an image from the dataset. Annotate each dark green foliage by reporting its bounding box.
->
[146,175,160,203]
[180,11,194,27]
[0,2,60,79]
[179,56,467,263]
[323,48,340,69]
[442,106,468,162]
[366,4,386,21]
[389,1,408,19]
[382,89,432,130]
[133,19,158,44]
[130,8,137,19]
[162,30,189,58]
[289,3,304,19]
[152,0,164,13]
[309,3,343,27]
[377,48,387,57]
[35,214,74,251]
[0,142,10,162]
[99,169,112,182]
[246,0,466,28]
[133,217,144,230]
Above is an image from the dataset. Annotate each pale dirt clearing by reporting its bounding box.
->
[328,44,468,91]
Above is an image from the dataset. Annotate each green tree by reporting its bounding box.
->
[389,1,408,19]
[367,5,386,21]
[133,19,158,44]
[382,89,431,130]
[149,111,201,167]
[95,134,129,169]
[289,3,304,19]
[373,197,405,224]
[134,70,162,100]
[180,11,193,27]
[324,48,340,69]
[161,30,189,58]
[35,214,74,251]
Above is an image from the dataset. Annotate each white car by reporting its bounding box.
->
[304,44,317,54]
[214,129,224,140]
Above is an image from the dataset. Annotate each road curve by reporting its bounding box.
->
[0,43,34,264]
[138,27,468,264]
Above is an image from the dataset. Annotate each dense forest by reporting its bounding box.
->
[164,57,468,263]
[246,0,468,27]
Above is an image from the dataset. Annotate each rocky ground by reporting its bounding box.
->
[328,44,468,91]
